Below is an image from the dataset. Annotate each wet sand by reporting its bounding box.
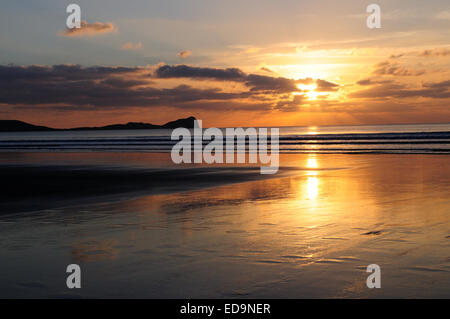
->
[0,153,449,298]
[0,165,294,215]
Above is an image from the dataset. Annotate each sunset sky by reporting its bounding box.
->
[1,0,450,128]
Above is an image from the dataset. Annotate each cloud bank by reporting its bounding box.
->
[0,64,343,114]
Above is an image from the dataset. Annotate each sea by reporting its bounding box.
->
[0,123,449,154]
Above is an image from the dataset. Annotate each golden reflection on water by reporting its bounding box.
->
[121,154,450,247]
[307,126,318,135]
[305,155,320,200]
[306,177,319,200]
[306,156,318,169]
[56,154,450,298]
[1,154,450,298]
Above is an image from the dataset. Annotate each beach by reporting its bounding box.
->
[0,152,449,298]
[2,0,450,304]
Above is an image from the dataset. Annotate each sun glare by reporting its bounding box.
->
[307,157,319,169]
[305,91,327,100]
[306,177,319,200]
[296,83,328,100]
[297,84,316,91]
[305,155,320,200]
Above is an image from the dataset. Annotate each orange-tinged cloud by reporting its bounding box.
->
[420,48,450,57]
[121,42,142,50]
[178,50,192,58]
[61,21,117,37]
[372,61,425,76]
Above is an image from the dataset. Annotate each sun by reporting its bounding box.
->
[305,91,328,100]
[296,84,327,100]
[297,83,316,91]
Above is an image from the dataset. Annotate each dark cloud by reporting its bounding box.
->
[0,65,246,109]
[0,64,341,113]
[386,48,450,59]
[419,48,450,57]
[275,94,305,112]
[356,78,393,86]
[245,74,298,93]
[315,79,339,92]
[155,65,246,81]
[422,80,450,89]
[101,78,150,88]
[260,67,275,73]
[0,64,140,82]
[372,61,425,76]
[350,81,450,99]
[0,64,314,112]
[389,54,404,59]
[155,64,301,93]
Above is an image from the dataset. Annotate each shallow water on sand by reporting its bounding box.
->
[0,154,449,298]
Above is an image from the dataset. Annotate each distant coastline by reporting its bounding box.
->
[0,116,196,132]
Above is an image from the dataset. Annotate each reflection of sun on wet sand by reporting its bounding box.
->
[0,153,449,298]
